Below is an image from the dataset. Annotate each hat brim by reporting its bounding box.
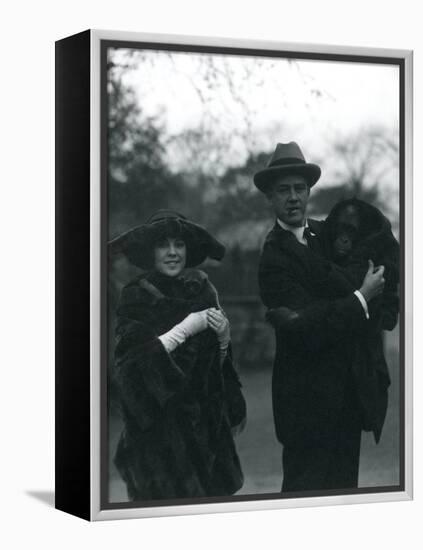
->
[109,218,225,270]
[254,163,321,193]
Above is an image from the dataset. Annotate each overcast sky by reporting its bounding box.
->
[110,47,399,210]
[112,49,398,143]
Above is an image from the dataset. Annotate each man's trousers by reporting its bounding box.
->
[281,377,362,492]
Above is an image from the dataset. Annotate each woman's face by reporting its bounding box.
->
[153,236,187,277]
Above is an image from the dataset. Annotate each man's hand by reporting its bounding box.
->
[266,306,300,329]
[359,259,385,302]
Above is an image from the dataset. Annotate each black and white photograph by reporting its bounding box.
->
[3,0,423,542]
[103,39,405,509]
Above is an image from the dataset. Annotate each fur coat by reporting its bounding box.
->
[112,269,246,501]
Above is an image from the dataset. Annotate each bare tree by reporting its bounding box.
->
[308,126,399,223]
[108,48,331,180]
[332,126,398,195]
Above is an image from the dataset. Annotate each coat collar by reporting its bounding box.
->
[270,218,322,240]
[266,218,324,262]
[276,218,314,245]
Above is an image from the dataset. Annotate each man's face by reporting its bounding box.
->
[266,174,310,227]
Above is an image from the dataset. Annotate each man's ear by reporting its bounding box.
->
[264,187,274,202]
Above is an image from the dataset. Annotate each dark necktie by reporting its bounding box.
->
[303,226,317,251]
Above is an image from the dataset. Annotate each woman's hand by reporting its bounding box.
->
[158,310,208,353]
[207,308,230,340]
[207,308,231,363]
[180,310,209,337]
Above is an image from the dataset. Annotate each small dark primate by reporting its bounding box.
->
[330,203,362,261]
[324,199,399,328]
[324,199,398,272]
[267,198,400,443]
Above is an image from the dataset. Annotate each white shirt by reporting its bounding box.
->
[277,218,309,246]
[276,217,369,319]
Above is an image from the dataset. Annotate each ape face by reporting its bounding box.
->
[326,198,391,268]
[332,204,361,259]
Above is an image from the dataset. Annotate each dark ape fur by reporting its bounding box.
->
[323,198,399,292]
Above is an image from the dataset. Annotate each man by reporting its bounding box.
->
[255,142,386,492]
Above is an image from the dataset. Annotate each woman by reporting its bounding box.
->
[109,210,246,501]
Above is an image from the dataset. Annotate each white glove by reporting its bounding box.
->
[180,310,209,337]
[158,310,209,353]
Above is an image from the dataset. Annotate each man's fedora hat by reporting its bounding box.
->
[109,209,226,269]
[254,141,321,193]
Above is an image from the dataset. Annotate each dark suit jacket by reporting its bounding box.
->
[259,220,369,446]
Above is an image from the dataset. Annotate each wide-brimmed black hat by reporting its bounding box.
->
[254,141,321,193]
[109,209,226,269]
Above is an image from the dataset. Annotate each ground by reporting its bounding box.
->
[108,330,400,502]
